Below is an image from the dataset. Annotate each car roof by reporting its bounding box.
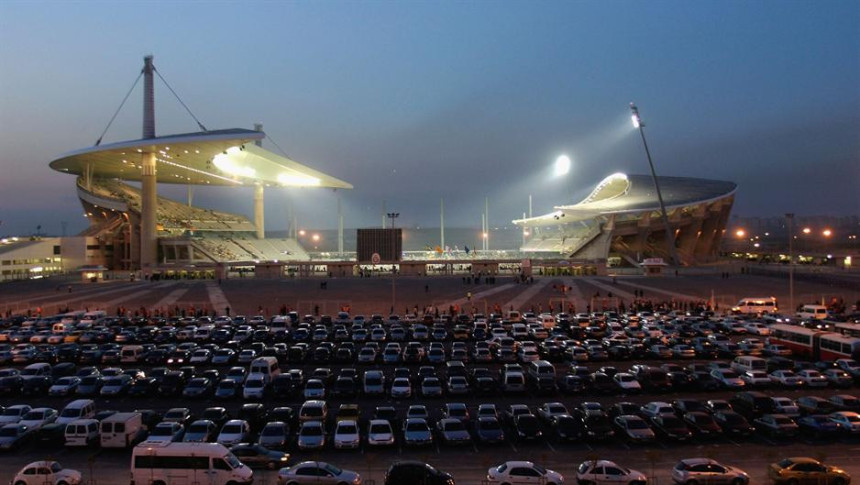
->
[680,458,717,465]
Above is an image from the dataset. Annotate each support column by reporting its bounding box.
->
[337,191,344,254]
[254,184,265,239]
[440,198,445,250]
[140,152,158,268]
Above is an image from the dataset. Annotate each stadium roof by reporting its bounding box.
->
[49,128,353,189]
[514,173,737,226]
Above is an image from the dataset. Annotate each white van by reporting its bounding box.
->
[65,418,100,447]
[81,311,106,324]
[501,371,526,393]
[732,297,778,315]
[57,399,96,425]
[540,314,556,329]
[101,412,145,448]
[131,442,254,485]
[797,304,828,320]
[52,322,76,334]
[731,356,767,374]
[121,345,145,364]
[270,316,289,334]
[249,356,280,379]
[527,360,556,381]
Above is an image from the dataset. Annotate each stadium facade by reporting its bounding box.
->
[514,172,737,266]
[46,56,351,274]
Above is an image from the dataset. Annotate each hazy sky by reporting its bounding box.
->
[1,0,858,237]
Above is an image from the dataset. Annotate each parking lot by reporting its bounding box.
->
[1,273,859,484]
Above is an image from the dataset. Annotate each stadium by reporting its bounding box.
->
[514,172,737,267]
[3,56,738,282]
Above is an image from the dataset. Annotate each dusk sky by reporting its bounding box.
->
[1,1,858,237]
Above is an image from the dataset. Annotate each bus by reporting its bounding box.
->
[130,442,253,485]
[769,324,860,361]
[834,322,860,338]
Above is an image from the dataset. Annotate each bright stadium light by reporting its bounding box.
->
[554,154,571,177]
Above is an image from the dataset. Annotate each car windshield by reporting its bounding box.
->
[224,453,241,469]
[481,420,501,430]
[406,422,427,431]
[444,420,465,431]
[189,424,209,433]
[323,463,343,475]
[534,464,547,474]
[263,426,285,436]
[370,423,390,433]
[222,425,242,434]
[151,426,174,436]
[301,425,322,436]
[627,419,648,429]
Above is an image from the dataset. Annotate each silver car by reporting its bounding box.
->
[278,461,361,485]
[403,418,433,447]
[672,458,749,485]
[297,421,326,450]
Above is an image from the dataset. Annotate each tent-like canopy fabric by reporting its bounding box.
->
[49,128,352,189]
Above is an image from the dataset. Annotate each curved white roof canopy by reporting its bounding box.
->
[514,172,736,227]
[49,128,352,189]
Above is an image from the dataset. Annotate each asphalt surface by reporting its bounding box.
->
[1,272,859,484]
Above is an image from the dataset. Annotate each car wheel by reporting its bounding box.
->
[686,480,699,485]
[502,482,512,485]
[267,461,276,470]
[58,482,69,485]
[833,479,847,485]
[15,481,27,485]
[787,480,799,485]
[731,479,745,485]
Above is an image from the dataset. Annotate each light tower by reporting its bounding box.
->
[140,55,158,268]
[630,103,680,268]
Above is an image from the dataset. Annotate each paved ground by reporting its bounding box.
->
[3,270,858,319]
[1,272,860,484]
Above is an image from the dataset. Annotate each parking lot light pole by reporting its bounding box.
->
[786,213,794,313]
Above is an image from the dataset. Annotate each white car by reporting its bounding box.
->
[770,397,801,418]
[0,405,32,424]
[303,379,326,399]
[829,411,860,434]
[390,377,412,398]
[796,369,828,388]
[710,369,745,388]
[217,419,250,447]
[333,419,361,449]
[19,407,58,432]
[367,419,395,447]
[577,460,646,485]
[488,461,564,485]
[770,370,804,387]
[740,370,771,387]
[613,373,642,392]
[243,373,268,400]
[13,461,82,485]
[640,402,675,419]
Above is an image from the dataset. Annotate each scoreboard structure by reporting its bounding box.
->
[356,228,402,262]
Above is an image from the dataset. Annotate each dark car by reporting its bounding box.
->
[128,377,158,397]
[512,414,542,441]
[550,414,581,442]
[201,407,231,428]
[229,443,289,469]
[649,414,693,441]
[683,412,723,438]
[580,413,615,441]
[158,371,187,396]
[238,403,268,433]
[270,375,294,398]
[182,377,214,398]
[713,411,755,437]
[384,461,455,485]
[798,415,845,440]
[22,376,51,397]
[730,391,776,420]
[474,416,506,444]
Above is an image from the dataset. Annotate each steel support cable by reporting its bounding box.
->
[154,67,208,132]
[94,71,142,146]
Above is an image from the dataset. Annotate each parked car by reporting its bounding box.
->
[12,461,82,485]
[577,460,647,485]
[768,457,851,485]
[487,461,564,485]
[671,458,749,485]
[229,443,289,470]
[277,461,362,485]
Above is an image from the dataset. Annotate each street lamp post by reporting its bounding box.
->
[786,213,794,313]
[387,212,399,314]
[630,103,680,268]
